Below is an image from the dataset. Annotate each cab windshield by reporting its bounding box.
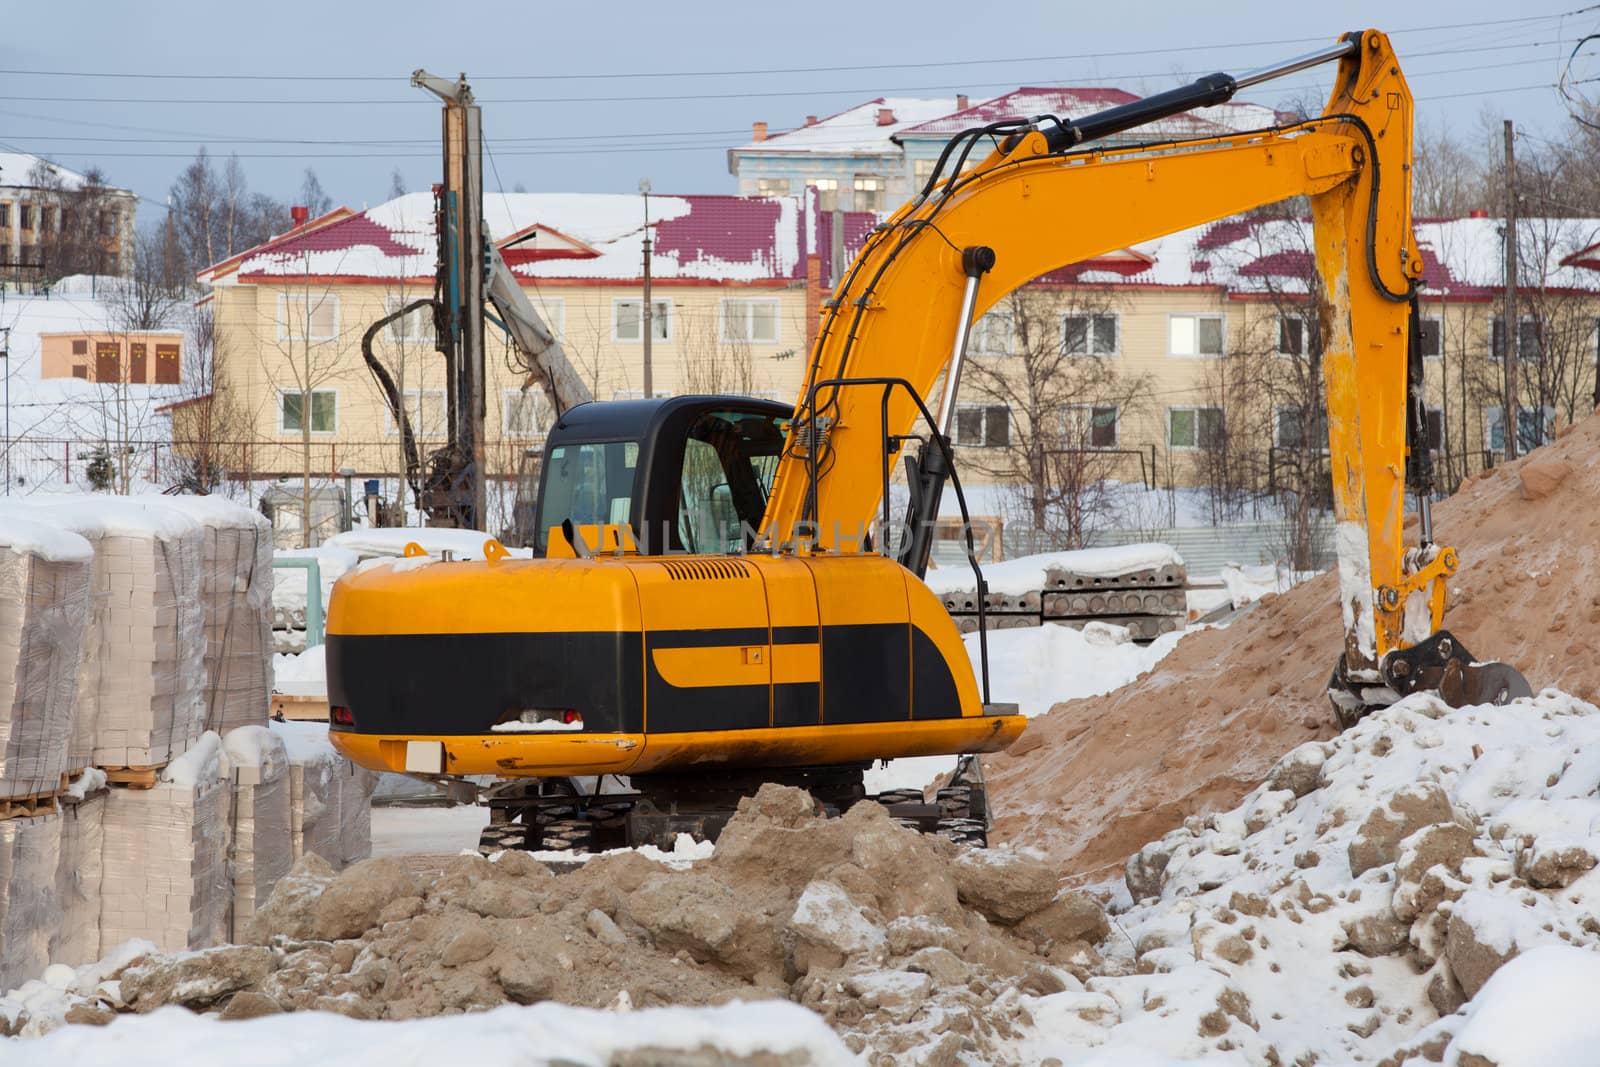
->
[535,440,639,553]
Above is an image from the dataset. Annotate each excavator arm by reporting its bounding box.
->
[758,29,1529,715]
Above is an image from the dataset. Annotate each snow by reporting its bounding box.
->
[0,152,91,191]
[321,526,522,561]
[3,998,854,1067]
[736,96,959,152]
[272,645,326,697]
[1218,562,1317,609]
[220,725,287,777]
[921,544,1183,596]
[490,719,583,733]
[31,495,200,541]
[0,510,92,561]
[866,621,1184,793]
[1445,946,1600,1066]
[267,719,340,765]
[369,804,488,858]
[64,767,107,800]
[160,731,222,786]
[525,833,717,871]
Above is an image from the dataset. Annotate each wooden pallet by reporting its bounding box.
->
[101,764,165,790]
[0,789,61,819]
[272,693,330,722]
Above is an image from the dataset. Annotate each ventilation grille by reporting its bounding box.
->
[660,558,753,581]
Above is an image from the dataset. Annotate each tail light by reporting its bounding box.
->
[331,705,355,728]
[562,709,582,726]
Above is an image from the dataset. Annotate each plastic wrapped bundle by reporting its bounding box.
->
[158,497,273,735]
[270,720,377,870]
[0,813,63,991]
[0,512,92,794]
[49,772,108,967]
[39,499,207,770]
[222,726,291,942]
[335,757,378,866]
[99,732,231,953]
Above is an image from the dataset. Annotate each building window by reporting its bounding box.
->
[1064,405,1119,448]
[1277,313,1315,357]
[853,175,885,212]
[276,293,340,343]
[0,204,9,228]
[1425,407,1444,451]
[19,205,32,232]
[1486,406,1553,453]
[1274,405,1327,450]
[383,389,446,437]
[807,178,839,212]
[969,310,1015,357]
[1490,316,1543,361]
[954,404,1010,448]
[721,298,780,343]
[155,344,180,385]
[613,298,671,343]
[504,389,551,438]
[39,206,54,233]
[912,158,937,189]
[1062,312,1119,357]
[610,389,674,400]
[755,178,793,197]
[1168,406,1224,450]
[1419,315,1442,359]
[280,390,338,434]
[1169,313,1224,357]
[71,339,87,356]
[383,296,436,344]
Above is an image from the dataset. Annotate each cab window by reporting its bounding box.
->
[677,410,787,553]
[537,440,638,552]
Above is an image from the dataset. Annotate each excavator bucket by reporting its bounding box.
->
[1329,629,1533,729]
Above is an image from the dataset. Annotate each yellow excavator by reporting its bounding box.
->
[327,29,1529,851]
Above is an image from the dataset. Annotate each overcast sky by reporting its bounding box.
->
[3,0,1596,224]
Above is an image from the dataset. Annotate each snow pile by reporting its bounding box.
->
[922,543,1183,597]
[4,998,852,1066]
[868,622,1182,794]
[1218,561,1317,609]
[321,526,527,562]
[271,645,325,698]
[999,689,1600,1064]
[0,512,92,796]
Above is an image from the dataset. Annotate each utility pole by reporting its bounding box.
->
[413,70,486,529]
[1502,119,1520,461]
[640,178,653,398]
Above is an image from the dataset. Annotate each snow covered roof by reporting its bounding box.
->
[895,87,1282,142]
[0,151,132,195]
[233,192,807,285]
[733,97,960,156]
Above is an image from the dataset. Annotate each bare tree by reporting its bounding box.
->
[29,162,127,281]
[959,284,1153,550]
[678,305,757,395]
[298,169,334,217]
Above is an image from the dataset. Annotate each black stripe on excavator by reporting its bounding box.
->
[327,622,964,737]
[325,631,646,736]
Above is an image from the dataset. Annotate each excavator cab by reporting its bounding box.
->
[527,395,792,558]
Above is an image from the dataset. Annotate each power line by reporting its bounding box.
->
[0,9,1584,83]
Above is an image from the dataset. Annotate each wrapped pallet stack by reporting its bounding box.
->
[221,726,290,941]
[0,515,92,800]
[272,720,374,869]
[0,814,63,990]
[159,497,273,735]
[39,499,207,772]
[99,731,231,953]
[50,770,108,968]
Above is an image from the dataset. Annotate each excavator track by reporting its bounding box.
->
[476,760,994,857]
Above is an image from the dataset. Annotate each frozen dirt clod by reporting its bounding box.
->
[987,409,1600,880]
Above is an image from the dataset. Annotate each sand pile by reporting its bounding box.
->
[4,786,1109,1064]
[987,409,1600,881]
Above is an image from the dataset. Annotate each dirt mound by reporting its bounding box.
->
[11,786,1108,1065]
[988,408,1600,881]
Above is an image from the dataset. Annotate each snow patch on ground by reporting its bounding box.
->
[922,544,1183,596]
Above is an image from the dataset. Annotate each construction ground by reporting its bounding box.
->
[2,414,1600,1065]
